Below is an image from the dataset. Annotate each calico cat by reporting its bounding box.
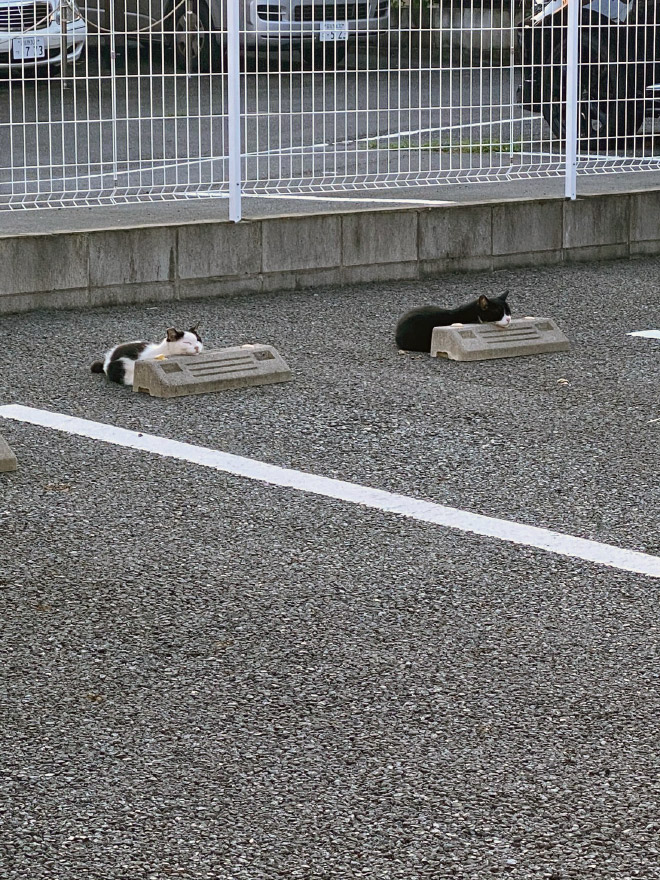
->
[91,326,203,386]
[395,292,511,353]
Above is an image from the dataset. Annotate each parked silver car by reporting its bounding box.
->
[0,0,86,72]
[81,0,389,70]
[232,0,390,61]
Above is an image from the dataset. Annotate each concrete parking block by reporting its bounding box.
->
[133,345,292,398]
[0,434,17,472]
[342,210,418,267]
[430,316,570,361]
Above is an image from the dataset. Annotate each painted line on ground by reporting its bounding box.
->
[352,115,541,144]
[2,404,658,580]
[628,329,660,339]
[247,193,457,206]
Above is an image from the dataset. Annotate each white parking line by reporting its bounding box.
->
[627,329,660,339]
[2,404,659,580]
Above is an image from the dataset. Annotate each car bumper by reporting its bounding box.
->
[244,0,389,47]
[0,17,86,69]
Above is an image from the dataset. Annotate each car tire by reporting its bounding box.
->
[540,34,568,142]
[578,31,644,152]
[542,29,645,153]
[172,0,222,73]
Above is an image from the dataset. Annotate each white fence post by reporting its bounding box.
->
[564,0,580,200]
[226,0,242,222]
[108,0,119,189]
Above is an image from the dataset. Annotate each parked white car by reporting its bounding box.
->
[0,0,86,72]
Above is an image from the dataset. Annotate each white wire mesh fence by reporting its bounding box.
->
[240,0,552,195]
[520,0,660,183]
[0,0,659,214]
[1,0,232,206]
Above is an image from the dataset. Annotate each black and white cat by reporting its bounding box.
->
[395,292,511,353]
[91,326,203,386]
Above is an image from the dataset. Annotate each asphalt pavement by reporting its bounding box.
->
[1,255,659,879]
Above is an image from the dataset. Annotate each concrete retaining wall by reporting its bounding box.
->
[1,190,659,315]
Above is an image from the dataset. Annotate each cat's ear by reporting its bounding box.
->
[189,323,200,333]
[500,290,509,301]
[166,327,180,342]
[478,295,490,310]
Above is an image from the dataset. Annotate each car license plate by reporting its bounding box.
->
[318,22,348,41]
[12,37,46,60]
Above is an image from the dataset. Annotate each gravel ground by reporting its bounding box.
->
[1,256,659,879]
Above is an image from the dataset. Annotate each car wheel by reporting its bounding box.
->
[541,35,567,141]
[541,29,644,153]
[577,32,644,152]
[541,101,565,143]
[173,0,222,72]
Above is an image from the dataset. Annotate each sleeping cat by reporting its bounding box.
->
[395,292,511,353]
[91,326,203,386]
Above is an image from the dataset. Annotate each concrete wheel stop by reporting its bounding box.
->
[133,343,292,398]
[0,434,17,472]
[430,317,570,362]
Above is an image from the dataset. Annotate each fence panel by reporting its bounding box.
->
[0,0,230,208]
[239,0,566,195]
[519,0,660,181]
[1,0,659,212]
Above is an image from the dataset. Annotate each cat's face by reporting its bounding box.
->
[165,326,204,355]
[478,292,511,327]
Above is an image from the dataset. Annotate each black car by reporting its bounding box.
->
[518,0,660,151]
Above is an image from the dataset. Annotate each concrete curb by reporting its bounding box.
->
[1,190,659,315]
[0,434,18,472]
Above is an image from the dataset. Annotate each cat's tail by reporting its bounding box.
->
[90,360,105,374]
